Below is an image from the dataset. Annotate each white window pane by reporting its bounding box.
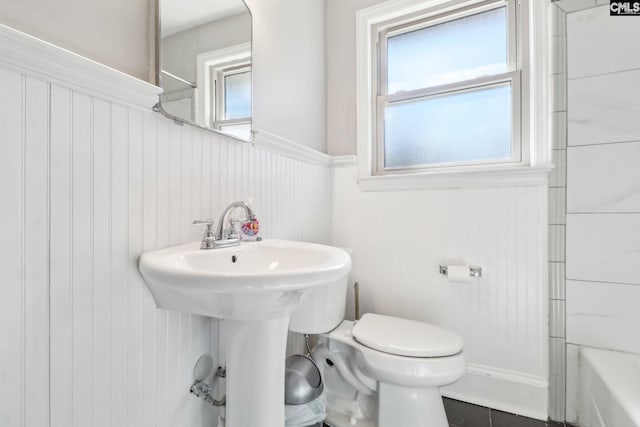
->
[387,7,507,94]
[383,84,512,169]
[220,123,252,140]
[224,70,251,119]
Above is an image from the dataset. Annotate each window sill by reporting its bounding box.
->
[356,165,553,191]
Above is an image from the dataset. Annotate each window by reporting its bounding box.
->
[196,43,252,140]
[212,61,252,139]
[366,0,525,180]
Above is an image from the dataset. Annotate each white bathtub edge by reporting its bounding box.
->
[579,347,640,427]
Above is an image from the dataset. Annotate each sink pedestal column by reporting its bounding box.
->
[224,316,290,427]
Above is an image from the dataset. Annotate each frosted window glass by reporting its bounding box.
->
[224,70,251,119]
[387,7,507,94]
[383,84,511,169]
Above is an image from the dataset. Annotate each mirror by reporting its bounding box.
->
[156,0,252,140]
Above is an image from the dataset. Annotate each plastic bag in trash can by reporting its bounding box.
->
[285,394,326,427]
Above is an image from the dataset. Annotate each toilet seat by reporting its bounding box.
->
[352,313,463,358]
[323,319,466,388]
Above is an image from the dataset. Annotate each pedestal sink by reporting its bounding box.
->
[139,239,351,427]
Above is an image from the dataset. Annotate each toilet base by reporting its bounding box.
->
[378,383,448,427]
[325,411,375,427]
[323,393,375,427]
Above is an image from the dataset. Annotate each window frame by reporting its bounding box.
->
[355,0,553,191]
[195,42,251,129]
[211,61,252,132]
[374,0,521,175]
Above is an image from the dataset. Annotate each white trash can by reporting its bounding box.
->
[285,394,326,427]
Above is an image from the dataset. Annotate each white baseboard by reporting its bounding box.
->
[442,363,549,421]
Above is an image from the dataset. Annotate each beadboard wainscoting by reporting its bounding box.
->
[331,164,549,420]
[0,28,331,427]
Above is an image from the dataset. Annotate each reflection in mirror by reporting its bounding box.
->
[157,0,252,140]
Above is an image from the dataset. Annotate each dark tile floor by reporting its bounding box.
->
[444,398,566,427]
[323,398,568,427]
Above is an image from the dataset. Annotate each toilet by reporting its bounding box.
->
[313,314,465,427]
[289,267,466,427]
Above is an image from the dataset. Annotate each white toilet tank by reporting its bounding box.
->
[289,274,349,334]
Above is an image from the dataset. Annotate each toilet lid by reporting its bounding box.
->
[351,313,463,357]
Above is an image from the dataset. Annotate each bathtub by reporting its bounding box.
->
[579,348,640,427]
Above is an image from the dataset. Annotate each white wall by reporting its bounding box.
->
[245,0,327,153]
[331,166,549,419]
[161,12,251,94]
[326,0,381,156]
[0,0,152,81]
[0,29,331,427]
[565,5,640,355]
[326,0,550,419]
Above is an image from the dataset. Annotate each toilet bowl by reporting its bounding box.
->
[313,313,466,427]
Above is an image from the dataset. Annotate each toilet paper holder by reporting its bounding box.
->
[439,265,482,278]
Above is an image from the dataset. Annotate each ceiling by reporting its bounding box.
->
[161,0,248,37]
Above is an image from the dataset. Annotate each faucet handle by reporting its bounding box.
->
[193,219,216,249]
[193,219,214,232]
[193,219,214,226]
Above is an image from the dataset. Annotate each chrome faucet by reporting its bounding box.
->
[214,201,256,245]
[193,201,256,250]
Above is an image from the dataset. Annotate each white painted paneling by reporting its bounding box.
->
[92,97,112,427]
[126,107,145,427]
[567,142,640,213]
[568,69,640,146]
[566,214,640,285]
[0,64,331,427]
[50,84,73,427]
[0,67,25,427]
[567,280,640,354]
[23,75,50,427]
[567,6,640,79]
[331,165,549,416]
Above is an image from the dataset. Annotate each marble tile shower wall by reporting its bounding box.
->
[563,2,640,422]
[565,5,640,353]
[0,64,331,427]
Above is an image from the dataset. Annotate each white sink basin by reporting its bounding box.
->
[139,239,351,427]
[139,239,351,320]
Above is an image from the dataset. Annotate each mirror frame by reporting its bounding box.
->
[153,0,254,142]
